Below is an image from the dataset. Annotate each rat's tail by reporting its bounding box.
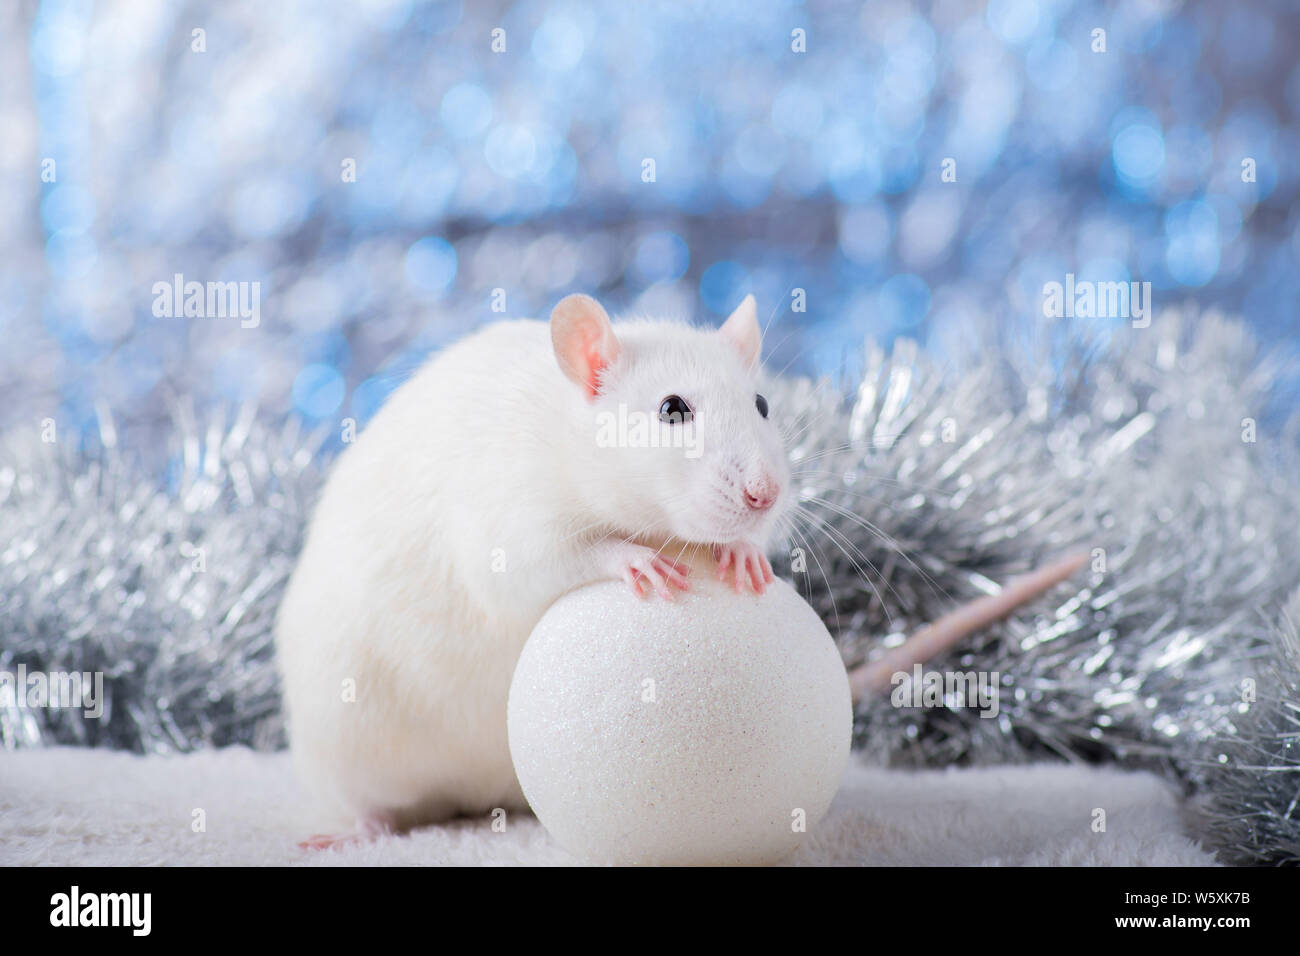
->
[847,551,1089,703]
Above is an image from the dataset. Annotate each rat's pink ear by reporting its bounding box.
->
[551,294,621,399]
[719,294,761,370]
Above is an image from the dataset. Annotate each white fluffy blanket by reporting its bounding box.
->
[0,747,1219,866]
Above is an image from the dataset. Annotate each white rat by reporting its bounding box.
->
[277,293,1086,848]
[277,294,790,846]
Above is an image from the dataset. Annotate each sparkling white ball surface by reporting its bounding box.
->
[507,576,851,865]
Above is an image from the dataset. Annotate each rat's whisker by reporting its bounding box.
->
[560,518,621,548]
[770,340,819,380]
[794,504,896,628]
[801,495,953,605]
[786,518,840,634]
[791,468,951,497]
[760,297,786,340]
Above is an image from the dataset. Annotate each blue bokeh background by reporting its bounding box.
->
[2,0,1297,443]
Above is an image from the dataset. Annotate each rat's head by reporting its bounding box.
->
[552,293,790,545]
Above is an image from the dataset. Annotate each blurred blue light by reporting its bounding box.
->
[117,342,166,397]
[228,175,313,239]
[40,185,96,235]
[987,0,1041,46]
[874,97,927,146]
[532,14,585,71]
[352,375,397,424]
[1025,38,1076,93]
[398,148,459,220]
[292,364,346,419]
[878,274,931,331]
[719,154,773,209]
[733,124,785,178]
[543,141,579,205]
[349,153,404,215]
[484,125,539,179]
[1164,199,1218,241]
[30,19,85,77]
[617,123,697,199]
[169,112,222,171]
[1165,234,1220,286]
[881,15,937,103]
[360,0,415,31]
[405,237,458,296]
[1208,193,1242,242]
[1288,63,1300,120]
[823,122,882,202]
[700,261,750,316]
[370,102,427,155]
[440,82,493,139]
[838,202,894,266]
[5,0,1297,437]
[1163,125,1213,187]
[303,330,352,371]
[423,0,463,34]
[951,69,1020,176]
[1016,253,1068,306]
[1222,102,1278,152]
[880,147,920,195]
[1165,199,1221,286]
[0,275,26,325]
[1112,122,1166,190]
[1170,72,1221,124]
[771,82,825,138]
[45,230,97,279]
[213,348,265,402]
[634,232,690,284]
[1220,8,1274,73]
[521,125,567,184]
[1079,258,1131,287]
[1221,103,1279,200]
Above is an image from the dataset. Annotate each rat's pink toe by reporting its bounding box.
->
[299,833,354,851]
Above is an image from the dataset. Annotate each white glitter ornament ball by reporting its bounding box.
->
[507,576,851,865]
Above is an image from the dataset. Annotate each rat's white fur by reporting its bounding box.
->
[276,301,791,830]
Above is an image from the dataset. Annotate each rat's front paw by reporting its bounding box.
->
[713,540,774,595]
[603,543,691,600]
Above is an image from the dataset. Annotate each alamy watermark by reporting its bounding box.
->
[0,665,104,718]
[1042,273,1151,327]
[596,404,702,459]
[890,664,1000,718]
[50,886,151,936]
[152,273,260,328]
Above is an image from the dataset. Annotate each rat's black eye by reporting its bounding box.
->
[659,395,693,425]
[755,394,769,418]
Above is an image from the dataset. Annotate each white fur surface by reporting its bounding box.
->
[0,747,1220,866]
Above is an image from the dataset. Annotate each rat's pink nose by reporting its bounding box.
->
[743,476,780,511]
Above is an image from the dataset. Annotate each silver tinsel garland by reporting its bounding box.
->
[0,405,325,752]
[1192,590,1300,865]
[2,311,1298,862]
[779,311,1300,772]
